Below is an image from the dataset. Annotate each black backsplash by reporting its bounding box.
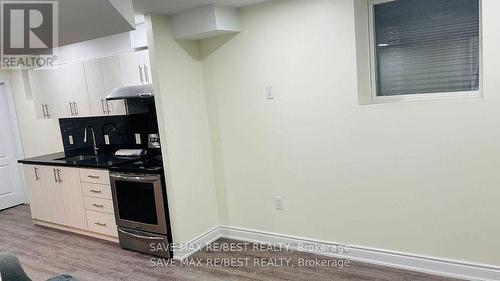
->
[60,103,159,154]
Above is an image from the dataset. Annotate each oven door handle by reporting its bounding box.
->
[118,228,166,241]
[110,174,160,182]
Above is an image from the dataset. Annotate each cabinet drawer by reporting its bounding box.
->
[84,196,115,214]
[79,168,110,185]
[86,210,118,237]
[82,182,112,200]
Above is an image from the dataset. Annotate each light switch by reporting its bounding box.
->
[104,135,110,145]
[274,196,283,210]
[135,133,141,144]
[68,135,74,145]
[265,86,274,100]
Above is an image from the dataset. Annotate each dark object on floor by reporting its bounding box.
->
[0,252,77,281]
[0,252,32,281]
[47,275,78,281]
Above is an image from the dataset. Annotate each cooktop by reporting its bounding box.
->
[110,155,164,174]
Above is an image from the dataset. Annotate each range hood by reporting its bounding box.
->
[107,84,154,100]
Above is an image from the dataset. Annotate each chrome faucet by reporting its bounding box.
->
[83,125,99,155]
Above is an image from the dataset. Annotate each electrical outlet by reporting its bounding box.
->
[104,135,110,145]
[135,133,141,144]
[274,196,283,210]
[68,135,74,145]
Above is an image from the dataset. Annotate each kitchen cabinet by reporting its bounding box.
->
[58,62,92,118]
[23,165,118,240]
[38,166,67,225]
[84,57,127,116]
[23,165,87,230]
[119,49,151,86]
[58,167,88,230]
[29,62,92,119]
[29,67,60,119]
[23,165,46,220]
[29,49,149,119]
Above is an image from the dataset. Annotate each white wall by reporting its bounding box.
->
[1,70,63,158]
[55,32,134,64]
[145,15,220,244]
[201,0,500,266]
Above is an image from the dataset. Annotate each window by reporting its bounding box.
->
[369,0,481,100]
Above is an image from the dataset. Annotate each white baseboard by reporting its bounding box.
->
[173,225,500,281]
[173,226,222,260]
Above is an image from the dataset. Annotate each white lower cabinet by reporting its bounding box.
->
[38,166,67,225]
[23,165,118,240]
[23,165,46,221]
[59,167,88,230]
[86,210,118,237]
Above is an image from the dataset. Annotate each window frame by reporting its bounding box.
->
[367,0,483,103]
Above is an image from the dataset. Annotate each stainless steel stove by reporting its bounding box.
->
[109,155,171,258]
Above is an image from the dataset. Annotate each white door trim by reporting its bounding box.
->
[0,76,27,206]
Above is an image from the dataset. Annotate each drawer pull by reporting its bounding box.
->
[87,175,100,179]
[89,189,102,194]
[92,204,104,208]
[95,222,107,227]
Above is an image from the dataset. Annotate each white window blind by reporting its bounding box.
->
[373,0,480,97]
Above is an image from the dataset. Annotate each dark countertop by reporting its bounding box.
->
[18,152,142,169]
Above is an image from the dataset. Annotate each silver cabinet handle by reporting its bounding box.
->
[89,189,102,194]
[87,175,100,179]
[101,99,107,114]
[144,64,149,83]
[92,204,104,208]
[34,167,39,181]
[73,102,79,116]
[57,169,62,183]
[139,65,144,84]
[42,104,48,118]
[106,101,111,114]
[95,222,107,227]
[45,104,50,118]
[53,168,58,183]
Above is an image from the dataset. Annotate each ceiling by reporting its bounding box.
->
[132,0,270,15]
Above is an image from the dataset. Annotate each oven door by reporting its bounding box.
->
[110,173,168,234]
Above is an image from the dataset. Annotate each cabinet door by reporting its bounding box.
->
[28,71,46,119]
[29,69,59,119]
[119,50,146,86]
[39,166,67,225]
[85,57,127,116]
[22,165,46,220]
[101,56,127,116]
[60,62,92,118]
[59,167,88,230]
[84,59,108,116]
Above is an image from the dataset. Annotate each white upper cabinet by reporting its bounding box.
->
[29,63,91,119]
[29,67,60,119]
[119,49,151,86]
[84,56,127,116]
[29,49,149,119]
[59,62,92,118]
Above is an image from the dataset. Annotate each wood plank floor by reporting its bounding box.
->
[0,205,461,281]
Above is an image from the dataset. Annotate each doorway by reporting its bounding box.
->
[0,81,26,210]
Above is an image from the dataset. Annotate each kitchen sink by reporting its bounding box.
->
[55,154,141,167]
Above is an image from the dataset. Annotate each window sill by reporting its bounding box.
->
[366,91,483,105]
